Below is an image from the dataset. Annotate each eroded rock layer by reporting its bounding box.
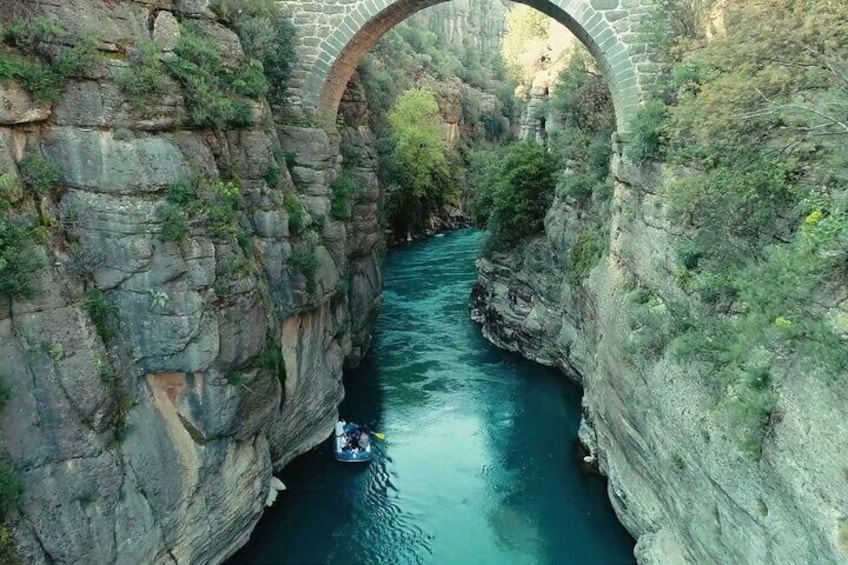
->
[0,2,382,563]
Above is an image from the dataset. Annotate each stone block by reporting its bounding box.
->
[0,82,51,125]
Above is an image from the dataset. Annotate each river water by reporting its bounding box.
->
[231,229,635,565]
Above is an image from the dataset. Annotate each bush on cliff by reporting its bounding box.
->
[115,42,168,113]
[330,173,360,221]
[0,203,44,300]
[210,0,296,108]
[0,17,99,103]
[632,0,848,455]
[167,23,263,128]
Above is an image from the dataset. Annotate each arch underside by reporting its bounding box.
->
[302,0,647,134]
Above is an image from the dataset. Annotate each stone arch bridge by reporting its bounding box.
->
[285,0,657,135]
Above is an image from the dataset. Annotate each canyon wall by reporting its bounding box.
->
[471,154,848,564]
[0,1,381,562]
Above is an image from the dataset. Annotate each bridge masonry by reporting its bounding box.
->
[280,0,659,135]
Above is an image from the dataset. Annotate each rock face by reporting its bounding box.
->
[471,154,848,564]
[411,0,509,56]
[0,2,382,563]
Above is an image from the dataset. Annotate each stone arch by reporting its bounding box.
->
[292,0,655,134]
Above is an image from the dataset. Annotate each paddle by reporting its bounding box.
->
[359,425,386,441]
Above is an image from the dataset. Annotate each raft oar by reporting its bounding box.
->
[360,426,386,440]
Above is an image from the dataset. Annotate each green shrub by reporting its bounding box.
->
[0,522,21,565]
[283,151,297,170]
[18,156,60,196]
[159,182,196,243]
[0,55,62,103]
[0,205,44,299]
[159,180,242,242]
[1,18,99,100]
[204,180,242,239]
[284,192,306,235]
[626,100,667,164]
[569,231,604,285]
[2,17,62,57]
[0,378,9,413]
[627,294,678,358]
[384,88,460,236]
[115,42,167,112]
[209,0,295,107]
[99,363,120,385]
[486,142,558,248]
[226,371,245,385]
[0,458,22,518]
[731,386,777,459]
[330,173,359,221]
[214,252,256,296]
[83,289,116,345]
[167,23,260,129]
[113,393,136,443]
[159,203,190,243]
[251,341,286,385]
[290,247,319,293]
[52,36,99,78]
[264,161,281,189]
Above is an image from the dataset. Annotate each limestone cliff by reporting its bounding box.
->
[412,0,508,56]
[472,154,848,564]
[0,1,381,563]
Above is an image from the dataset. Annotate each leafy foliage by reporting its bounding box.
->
[290,247,319,294]
[471,51,614,268]
[115,42,168,112]
[251,341,286,386]
[210,0,296,108]
[631,0,848,455]
[0,204,44,299]
[83,289,117,345]
[330,173,359,221]
[159,179,243,242]
[18,156,60,196]
[284,192,306,236]
[0,458,21,518]
[384,89,459,236]
[52,37,99,79]
[0,17,98,102]
[2,17,62,56]
[0,54,62,103]
[471,142,558,253]
[167,24,261,128]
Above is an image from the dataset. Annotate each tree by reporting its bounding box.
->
[385,88,457,235]
[487,142,558,248]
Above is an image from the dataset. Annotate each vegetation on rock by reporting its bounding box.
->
[383,88,459,236]
[159,179,243,243]
[629,0,848,456]
[115,42,168,113]
[470,49,613,265]
[0,195,44,300]
[330,173,360,221]
[471,142,557,254]
[0,16,98,103]
[167,23,261,128]
[210,0,296,109]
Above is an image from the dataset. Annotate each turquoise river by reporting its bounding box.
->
[231,229,635,564]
